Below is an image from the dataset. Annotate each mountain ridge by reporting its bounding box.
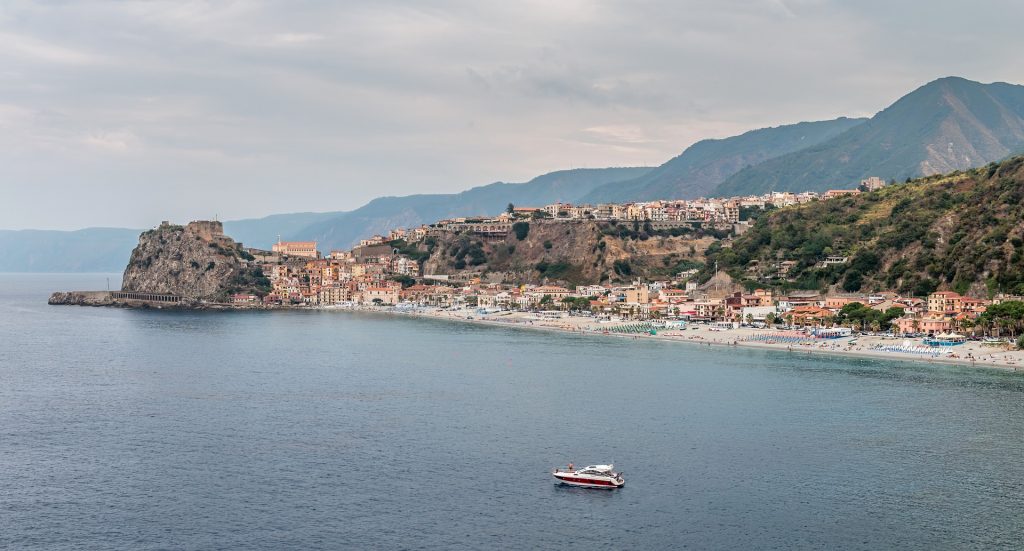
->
[713,77,1024,196]
[583,117,867,202]
[286,166,652,252]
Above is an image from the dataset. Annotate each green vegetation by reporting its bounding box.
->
[446,237,487,268]
[613,260,632,277]
[834,302,905,331]
[739,204,777,222]
[535,260,573,279]
[561,296,595,311]
[597,221,728,241]
[227,266,272,296]
[543,240,553,250]
[512,222,530,240]
[388,239,431,262]
[704,156,1024,296]
[390,275,416,288]
[977,301,1024,337]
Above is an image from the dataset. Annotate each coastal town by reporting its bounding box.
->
[210,176,1024,366]
[48,174,1024,370]
[245,179,886,307]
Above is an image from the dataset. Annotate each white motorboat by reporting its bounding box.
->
[552,464,624,489]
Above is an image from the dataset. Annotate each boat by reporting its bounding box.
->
[552,464,624,489]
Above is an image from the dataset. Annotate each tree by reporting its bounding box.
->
[745,313,754,326]
[978,301,1024,337]
[506,202,515,214]
[512,221,530,240]
[765,312,777,326]
[390,275,416,288]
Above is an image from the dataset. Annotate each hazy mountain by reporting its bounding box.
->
[583,117,866,203]
[290,167,651,252]
[714,77,1024,196]
[0,167,649,272]
[0,228,142,273]
[224,211,343,250]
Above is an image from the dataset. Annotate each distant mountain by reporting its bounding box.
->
[288,167,651,251]
[714,77,1024,196]
[583,117,866,203]
[0,167,649,272]
[224,211,342,250]
[0,228,142,273]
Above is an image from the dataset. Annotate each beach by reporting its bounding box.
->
[328,304,1024,371]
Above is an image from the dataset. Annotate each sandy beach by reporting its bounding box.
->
[327,304,1024,372]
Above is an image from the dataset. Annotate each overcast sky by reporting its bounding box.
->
[3,0,1023,230]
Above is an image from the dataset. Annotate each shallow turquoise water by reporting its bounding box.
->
[3,274,1024,549]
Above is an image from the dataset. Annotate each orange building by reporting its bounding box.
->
[927,291,962,314]
[272,240,319,258]
[788,305,833,326]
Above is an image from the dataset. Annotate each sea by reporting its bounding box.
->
[3,273,1024,550]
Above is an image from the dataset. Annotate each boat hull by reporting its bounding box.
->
[552,473,624,489]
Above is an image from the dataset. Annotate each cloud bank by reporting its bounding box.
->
[2,0,1023,229]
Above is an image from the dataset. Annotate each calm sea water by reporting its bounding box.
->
[3,274,1024,550]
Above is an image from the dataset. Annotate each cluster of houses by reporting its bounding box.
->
[239,229,1010,337]
[346,184,882,247]
[230,176,951,331]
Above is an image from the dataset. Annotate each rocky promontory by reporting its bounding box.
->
[50,221,270,307]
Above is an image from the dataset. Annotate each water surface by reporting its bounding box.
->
[2,274,1024,549]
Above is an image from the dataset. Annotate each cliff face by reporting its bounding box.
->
[421,219,717,285]
[121,221,268,301]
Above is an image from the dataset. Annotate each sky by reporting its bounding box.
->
[2,0,1024,230]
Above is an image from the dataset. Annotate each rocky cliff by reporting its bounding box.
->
[421,219,718,285]
[120,221,269,301]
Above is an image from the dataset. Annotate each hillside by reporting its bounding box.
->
[292,167,651,251]
[705,155,1024,297]
[583,117,866,202]
[121,221,269,301]
[419,219,719,286]
[715,77,1024,196]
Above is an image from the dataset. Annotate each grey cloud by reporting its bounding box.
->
[1,0,1023,230]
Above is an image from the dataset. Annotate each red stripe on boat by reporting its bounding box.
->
[554,475,616,485]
